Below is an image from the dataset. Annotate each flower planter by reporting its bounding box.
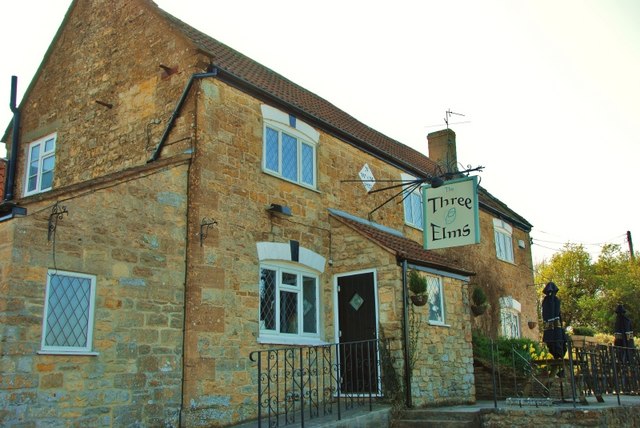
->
[410,294,428,306]
[571,335,598,348]
[471,303,488,316]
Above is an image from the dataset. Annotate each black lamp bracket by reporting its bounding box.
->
[48,202,68,242]
[200,217,218,246]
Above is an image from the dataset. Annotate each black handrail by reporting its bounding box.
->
[249,338,390,427]
[487,338,640,407]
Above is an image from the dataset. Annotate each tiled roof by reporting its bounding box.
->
[157,7,440,176]
[156,4,532,232]
[329,209,475,276]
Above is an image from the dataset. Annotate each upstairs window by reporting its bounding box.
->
[493,218,514,263]
[40,270,97,354]
[401,173,423,229]
[262,105,319,189]
[25,133,56,196]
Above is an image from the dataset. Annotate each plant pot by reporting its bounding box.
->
[471,303,488,316]
[528,321,537,330]
[410,294,428,306]
[571,335,598,348]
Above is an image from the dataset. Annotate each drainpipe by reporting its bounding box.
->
[401,259,413,408]
[153,68,219,426]
[148,69,218,163]
[4,76,20,201]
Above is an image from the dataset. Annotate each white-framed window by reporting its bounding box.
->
[500,296,521,338]
[261,105,319,189]
[40,270,97,355]
[426,275,445,324]
[401,173,423,229]
[25,133,56,196]
[493,218,514,263]
[259,263,320,343]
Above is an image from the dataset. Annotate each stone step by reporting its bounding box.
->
[391,409,481,428]
[392,420,478,428]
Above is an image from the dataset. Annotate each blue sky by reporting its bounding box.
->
[2,0,639,264]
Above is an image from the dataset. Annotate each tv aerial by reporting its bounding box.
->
[444,109,465,129]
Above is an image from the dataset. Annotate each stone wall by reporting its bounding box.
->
[176,78,479,424]
[7,0,200,197]
[480,405,640,427]
[0,159,189,427]
[409,274,475,406]
[474,361,563,401]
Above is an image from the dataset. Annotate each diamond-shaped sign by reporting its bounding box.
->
[359,164,375,192]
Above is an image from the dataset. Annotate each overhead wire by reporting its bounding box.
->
[530,232,627,248]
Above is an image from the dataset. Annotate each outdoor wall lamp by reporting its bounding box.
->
[266,204,292,216]
[0,202,27,222]
[429,176,445,189]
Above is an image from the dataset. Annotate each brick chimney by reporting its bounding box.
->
[427,128,458,173]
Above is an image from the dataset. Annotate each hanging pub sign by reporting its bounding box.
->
[423,176,480,250]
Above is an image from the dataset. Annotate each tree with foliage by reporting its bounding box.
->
[592,244,640,334]
[535,243,640,334]
[535,244,598,328]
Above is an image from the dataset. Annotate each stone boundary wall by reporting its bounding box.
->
[479,404,640,427]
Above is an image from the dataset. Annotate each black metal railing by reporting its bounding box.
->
[572,342,640,398]
[249,338,389,427]
[485,338,640,407]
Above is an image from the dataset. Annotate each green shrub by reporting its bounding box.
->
[572,326,596,336]
[471,286,487,306]
[472,330,545,374]
[408,270,427,295]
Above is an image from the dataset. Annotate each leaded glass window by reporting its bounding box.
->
[41,270,96,354]
[301,143,314,186]
[262,105,318,189]
[501,308,521,338]
[426,275,445,324]
[263,126,316,188]
[265,128,279,172]
[281,133,298,181]
[259,265,319,339]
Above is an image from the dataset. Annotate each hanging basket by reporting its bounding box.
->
[471,303,489,316]
[410,294,428,306]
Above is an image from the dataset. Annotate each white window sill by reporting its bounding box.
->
[38,350,99,356]
[428,322,450,328]
[24,188,53,198]
[258,335,328,347]
[404,222,424,231]
[261,169,320,194]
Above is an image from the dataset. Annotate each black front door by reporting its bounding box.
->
[337,271,379,394]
